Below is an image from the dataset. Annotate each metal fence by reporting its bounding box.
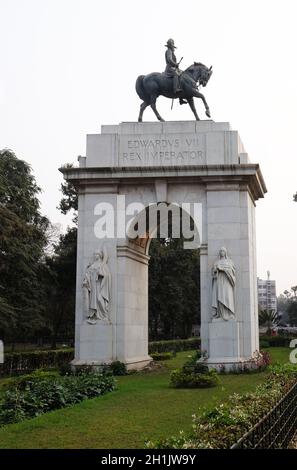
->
[231,381,297,449]
[4,336,74,352]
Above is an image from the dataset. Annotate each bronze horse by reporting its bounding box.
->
[136,62,212,122]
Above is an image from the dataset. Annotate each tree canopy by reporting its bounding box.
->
[0,150,49,339]
[277,287,297,326]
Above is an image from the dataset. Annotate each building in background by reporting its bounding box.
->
[257,271,277,312]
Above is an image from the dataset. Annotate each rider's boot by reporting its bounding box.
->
[173,75,182,94]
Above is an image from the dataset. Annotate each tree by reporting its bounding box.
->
[42,227,77,347]
[0,291,16,338]
[291,286,297,298]
[287,286,297,326]
[0,150,49,341]
[58,164,78,224]
[277,287,297,326]
[258,309,280,335]
[39,168,79,346]
[287,302,297,326]
[148,238,200,340]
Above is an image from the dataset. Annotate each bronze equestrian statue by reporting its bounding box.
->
[136,38,212,122]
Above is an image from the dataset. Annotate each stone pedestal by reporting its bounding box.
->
[209,319,240,359]
[72,323,113,366]
[60,121,267,371]
[205,320,242,371]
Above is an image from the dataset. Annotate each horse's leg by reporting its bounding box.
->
[187,97,200,121]
[193,90,211,118]
[138,101,149,122]
[150,96,165,122]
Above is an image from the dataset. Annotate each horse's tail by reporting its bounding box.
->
[135,75,149,103]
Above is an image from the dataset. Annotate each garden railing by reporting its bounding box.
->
[231,381,297,449]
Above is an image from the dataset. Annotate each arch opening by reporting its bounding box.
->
[125,203,201,347]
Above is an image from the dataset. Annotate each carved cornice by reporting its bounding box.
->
[60,164,267,202]
[117,245,150,265]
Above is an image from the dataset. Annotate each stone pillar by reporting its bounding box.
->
[203,184,260,370]
[200,244,210,355]
[116,245,151,369]
[71,190,118,367]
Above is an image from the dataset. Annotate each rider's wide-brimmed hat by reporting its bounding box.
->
[165,38,177,48]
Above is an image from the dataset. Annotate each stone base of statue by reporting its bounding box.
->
[209,319,240,358]
[61,121,266,371]
[203,319,247,371]
[70,322,152,371]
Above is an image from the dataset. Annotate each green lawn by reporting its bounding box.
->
[0,347,292,449]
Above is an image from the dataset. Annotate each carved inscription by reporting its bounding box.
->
[119,134,206,165]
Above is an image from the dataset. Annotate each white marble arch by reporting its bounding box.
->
[60,121,267,371]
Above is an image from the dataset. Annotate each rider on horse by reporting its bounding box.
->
[164,38,183,93]
[164,38,187,104]
[136,41,212,122]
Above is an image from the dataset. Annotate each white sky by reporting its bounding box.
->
[0,0,296,294]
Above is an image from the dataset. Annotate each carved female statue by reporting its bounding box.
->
[211,247,235,321]
[82,246,111,324]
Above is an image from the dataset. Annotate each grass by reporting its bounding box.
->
[0,347,292,449]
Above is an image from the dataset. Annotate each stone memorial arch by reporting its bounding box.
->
[61,121,267,371]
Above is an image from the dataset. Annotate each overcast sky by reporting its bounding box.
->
[1,0,296,294]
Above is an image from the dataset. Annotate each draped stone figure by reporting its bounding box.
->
[82,246,111,324]
[211,247,235,321]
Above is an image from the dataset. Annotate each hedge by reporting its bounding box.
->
[148,338,200,354]
[0,349,74,377]
[260,335,292,347]
[0,338,200,376]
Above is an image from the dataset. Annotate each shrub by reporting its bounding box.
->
[109,361,127,376]
[148,338,200,354]
[147,364,297,449]
[59,363,73,376]
[260,335,291,347]
[4,370,59,390]
[170,350,218,389]
[0,371,116,426]
[259,339,270,349]
[181,351,205,374]
[224,350,271,375]
[151,352,174,361]
[277,328,297,337]
[170,368,218,389]
[257,350,271,370]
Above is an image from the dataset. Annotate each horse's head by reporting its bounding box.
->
[193,62,213,87]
